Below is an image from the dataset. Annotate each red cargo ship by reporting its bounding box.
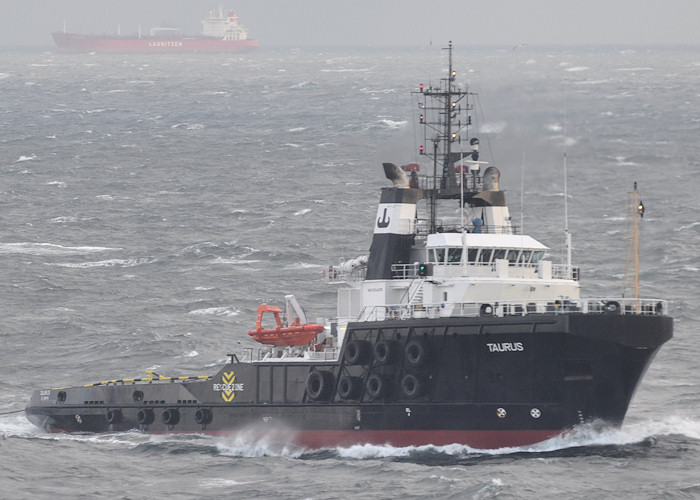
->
[53,9,258,54]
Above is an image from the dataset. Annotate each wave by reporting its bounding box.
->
[321,68,370,73]
[371,119,406,130]
[15,154,37,162]
[187,306,240,317]
[4,416,697,464]
[48,257,154,268]
[0,242,119,256]
[289,81,319,89]
[171,123,204,130]
[321,417,700,460]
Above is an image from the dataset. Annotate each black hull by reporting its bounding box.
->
[25,313,672,449]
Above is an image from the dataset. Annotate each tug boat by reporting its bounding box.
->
[25,43,672,450]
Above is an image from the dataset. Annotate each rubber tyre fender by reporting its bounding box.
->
[337,375,360,400]
[400,374,425,399]
[404,340,427,368]
[162,408,180,426]
[194,408,213,425]
[604,301,621,314]
[366,373,387,400]
[106,409,122,424]
[374,340,398,365]
[480,303,493,317]
[344,340,371,365]
[306,370,334,401]
[136,408,154,426]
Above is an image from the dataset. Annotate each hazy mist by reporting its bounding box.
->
[2,0,700,49]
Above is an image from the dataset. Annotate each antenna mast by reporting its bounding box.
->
[414,41,479,234]
[622,182,644,310]
[563,101,572,275]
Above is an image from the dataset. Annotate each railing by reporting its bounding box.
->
[415,218,520,236]
[552,264,580,281]
[390,262,581,281]
[256,346,340,362]
[357,297,668,322]
[324,266,366,283]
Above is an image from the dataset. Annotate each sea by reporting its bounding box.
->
[1,44,699,499]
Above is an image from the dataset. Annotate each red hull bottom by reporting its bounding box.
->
[62,428,561,450]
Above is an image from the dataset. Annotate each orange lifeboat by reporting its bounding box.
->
[248,304,325,346]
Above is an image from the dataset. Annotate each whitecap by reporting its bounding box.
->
[294,208,311,216]
[171,123,204,130]
[200,478,264,489]
[0,242,118,256]
[285,262,322,270]
[176,350,199,358]
[48,258,153,268]
[321,68,370,73]
[375,119,406,129]
[289,81,319,89]
[16,155,37,162]
[188,307,240,317]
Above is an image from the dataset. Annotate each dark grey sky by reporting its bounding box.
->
[2,0,700,48]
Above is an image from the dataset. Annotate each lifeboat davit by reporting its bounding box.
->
[248,304,325,346]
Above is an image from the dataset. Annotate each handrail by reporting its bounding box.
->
[356,297,668,322]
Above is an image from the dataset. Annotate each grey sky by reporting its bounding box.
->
[2,0,700,49]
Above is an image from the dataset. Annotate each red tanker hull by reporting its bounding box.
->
[53,32,258,54]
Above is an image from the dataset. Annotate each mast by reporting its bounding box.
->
[414,41,479,233]
[622,182,644,310]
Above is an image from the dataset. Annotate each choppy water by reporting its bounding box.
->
[1,45,699,499]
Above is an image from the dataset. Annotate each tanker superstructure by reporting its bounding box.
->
[25,43,672,450]
[53,9,258,54]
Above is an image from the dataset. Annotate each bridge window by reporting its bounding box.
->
[468,248,479,263]
[479,249,493,263]
[520,250,532,264]
[447,248,462,264]
[507,250,520,263]
[493,249,506,261]
[532,251,545,264]
[429,248,446,264]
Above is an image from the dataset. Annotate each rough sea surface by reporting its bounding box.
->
[1,45,699,499]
